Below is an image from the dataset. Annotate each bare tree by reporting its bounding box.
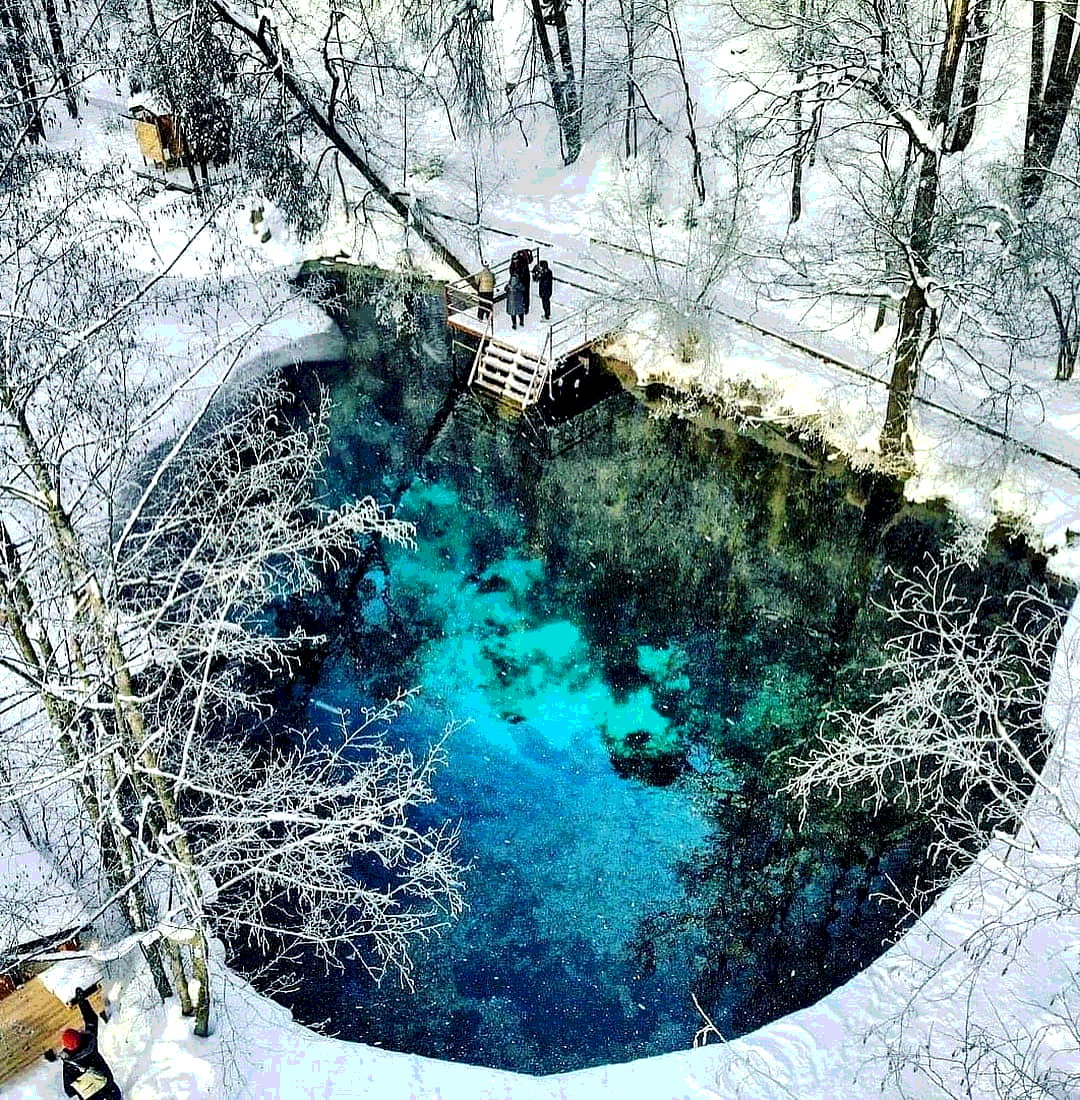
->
[589,124,748,365]
[206,0,472,275]
[653,0,705,203]
[787,558,1069,878]
[729,0,1008,453]
[786,556,1080,1095]
[182,692,463,984]
[0,138,463,1035]
[0,0,46,140]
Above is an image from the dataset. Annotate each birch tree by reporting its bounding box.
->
[0,138,462,1033]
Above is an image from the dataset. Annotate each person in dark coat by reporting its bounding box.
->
[506,272,526,329]
[45,987,122,1100]
[532,259,554,319]
[510,248,532,313]
[476,264,495,321]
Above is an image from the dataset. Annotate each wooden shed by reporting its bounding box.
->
[131,105,185,170]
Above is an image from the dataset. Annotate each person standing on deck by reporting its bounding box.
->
[477,264,495,320]
[532,259,553,320]
[510,248,532,314]
[506,271,526,329]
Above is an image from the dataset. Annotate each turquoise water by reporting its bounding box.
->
[295,422,709,1070]
[250,289,1069,1073]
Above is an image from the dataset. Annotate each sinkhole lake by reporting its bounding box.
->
[249,279,1071,1075]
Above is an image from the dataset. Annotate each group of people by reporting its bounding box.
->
[475,248,555,330]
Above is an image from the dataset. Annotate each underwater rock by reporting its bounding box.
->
[598,687,684,785]
[606,728,684,786]
[597,646,691,784]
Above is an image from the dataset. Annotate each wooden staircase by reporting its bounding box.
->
[468,333,550,410]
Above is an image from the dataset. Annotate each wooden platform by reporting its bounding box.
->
[446,260,622,409]
[0,980,106,1085]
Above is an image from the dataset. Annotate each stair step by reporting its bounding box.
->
[469,333,550,408]
[484,341,523,358]
[472,386,527,409]
[477,367,526,388]
[486,359,533,377]
[485,343,541,363]
[476,365,530,389]
[479,363,533,387]
[478,377,530,400]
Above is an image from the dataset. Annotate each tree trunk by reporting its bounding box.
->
[528,0,581,164]
[39,0,79,118]
[209,1,472,276]
[881,145,941,453]
[930,0,970,127]
[0,0,46,141]
[790,0,808,222]
[1022,0,1080,204]
[551,2,581,161]
[0,506,176,1004]
[880,0,967,454]
[191,933,211,1036]
[2,390,193,1007]
[881,263,928,454]
[1026,0,1046,166]
[620,0,636,158]
[661,0,704,203]
[143,0,204,196]
[1045,285,1078,379]
[948,0,991,152]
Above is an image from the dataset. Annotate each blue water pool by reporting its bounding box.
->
[243,286,1068,1073]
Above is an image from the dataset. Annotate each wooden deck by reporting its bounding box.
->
[446,260,625,409]
[0,981,106,1085]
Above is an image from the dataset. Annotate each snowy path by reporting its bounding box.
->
[441,207,1080,509]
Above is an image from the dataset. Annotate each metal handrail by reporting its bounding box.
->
[547,297,633,361]
[540,324,555,401]
[466,310,495,388]
[446,260,511,317]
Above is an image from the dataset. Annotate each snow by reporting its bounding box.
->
[7,13,1080,1100]
[38,958,104,1005]
[0,831,88,951]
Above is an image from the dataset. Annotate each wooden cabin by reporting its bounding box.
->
[130,105,185,170]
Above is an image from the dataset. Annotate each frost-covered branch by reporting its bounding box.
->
[787,558,1073,876]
